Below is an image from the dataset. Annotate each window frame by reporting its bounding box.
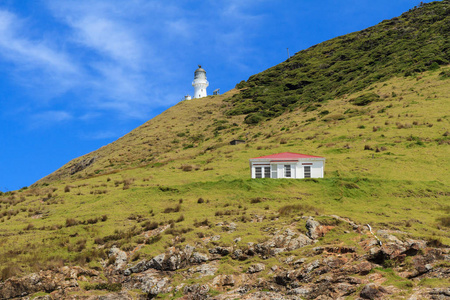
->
[284,165,291,178]
[304,166,311,178]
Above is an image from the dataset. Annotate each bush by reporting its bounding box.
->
[244,113,264,125]
[437,216,450,228]
[181,165,193,172]
[194,218,210,227]
[163,204,181,213]
[250,198,262,204]
[65,218,79,227]
[278,204,320,216]
[350,93,381,106]
[142,221,158,230]
[1,264,21,281]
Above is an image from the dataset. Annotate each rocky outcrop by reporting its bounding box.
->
[0,266,98,299]
[124,244,208,276]
[1,216,448,299]
[70,157,96,175]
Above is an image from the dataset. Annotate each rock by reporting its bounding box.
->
[228,222,237,232]
[189,263,218,278]
[190,252,209,264]
[360,283,388,299]
[183,284,209,299]
[124,269,169,298]
[254,228,313,257]
[0,267,97,299]
[306,217,321,239]
[209,246,232,256]
[70,157,96,175]
[247,263,265,274]
[125,245,197,275]
[109,245,128,271]
[211,235,221,241]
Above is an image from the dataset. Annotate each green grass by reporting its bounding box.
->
[0,8,449,298]
[226,1,449,123]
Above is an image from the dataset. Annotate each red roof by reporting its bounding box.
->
[250,152,324,160]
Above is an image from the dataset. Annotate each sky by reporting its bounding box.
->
[0,0,435,191]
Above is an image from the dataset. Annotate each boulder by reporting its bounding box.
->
[360,283,388,299]
[247,263,266,274]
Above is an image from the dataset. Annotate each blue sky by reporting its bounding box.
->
[0,0,434,191]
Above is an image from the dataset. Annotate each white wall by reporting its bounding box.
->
[251,160,324,179]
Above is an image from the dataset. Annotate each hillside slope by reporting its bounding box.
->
[1,2,449,299]
[228,0,450,123]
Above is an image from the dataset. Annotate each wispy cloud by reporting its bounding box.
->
[29,110,73,128]
[0,0,271,128]
[0,10,78,74]
[0,9,81,97]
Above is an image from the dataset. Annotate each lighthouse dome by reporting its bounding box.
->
[194,65,206,79]
[195,65,206,73]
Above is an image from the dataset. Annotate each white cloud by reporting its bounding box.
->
[0,0,272,127]
[79,130,120,140]
[0,10,79,75]
[29,110,73,128]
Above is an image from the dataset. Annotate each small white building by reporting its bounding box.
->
[249,152,325,179]
[192,65,209,99]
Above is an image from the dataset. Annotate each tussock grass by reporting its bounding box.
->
[0,67,448,279]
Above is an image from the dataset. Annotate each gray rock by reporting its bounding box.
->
[360,283,388,299]
[209,246,232,256]
[109,246,128,271]
[306,217,321,239]
[190,252,209,264]
[247,263,266,274]
[189,263,218,278]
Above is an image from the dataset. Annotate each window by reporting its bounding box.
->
[304,166,311,178]
[271,165,278,179]
[264,167,271,178]
[255,167,262,178]
[284,165,291,178]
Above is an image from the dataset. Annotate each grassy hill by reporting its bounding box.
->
[0,1,449,298]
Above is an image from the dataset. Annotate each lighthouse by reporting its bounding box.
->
[192,65,209,99]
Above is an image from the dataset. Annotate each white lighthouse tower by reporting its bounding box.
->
[192,65,209,99]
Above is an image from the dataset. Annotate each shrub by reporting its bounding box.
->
[350,93,381,106]
[1,264,21,281]
[244,113,264,125]
[65,218,79,227]
[87,218,98,224]
[197,198,205,204]
[194,218,210,227]
[181,165,193,172]
[437,216,450,228]
[278,204,320,216]
[163,204,181,213]
[250,198,262,204]
[141,221,158,231]
[24,223,35,230]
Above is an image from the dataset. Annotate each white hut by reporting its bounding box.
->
[249,152,325,179]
